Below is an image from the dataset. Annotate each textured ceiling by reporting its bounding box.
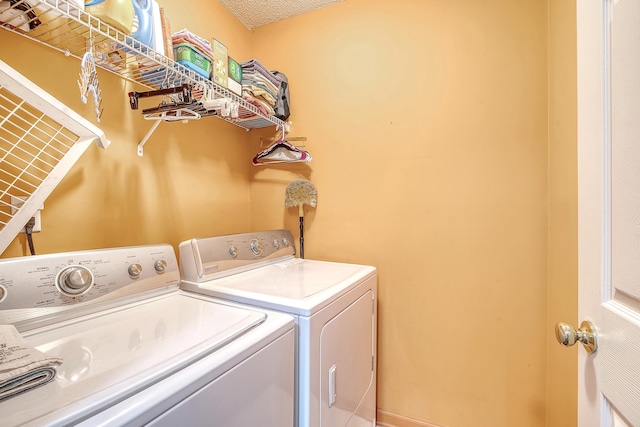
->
[219,0,344,29]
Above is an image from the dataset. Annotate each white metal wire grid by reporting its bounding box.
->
[0,84,79,231]
[1,0,287,130]
[0,58,108,255]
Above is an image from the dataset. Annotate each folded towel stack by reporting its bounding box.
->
[171,28,214,62]
[0,325,62,401]
[240,59,282,118]
[169,28,214,79]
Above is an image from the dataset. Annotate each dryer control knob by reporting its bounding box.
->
[281,238,289,247]
[250,239,263,256]
[154,260,168,274]
[229,246,239,258]
[272,240,280,249]
[57,265,94,296]
[0,285,6,303]
[128,263,143,278]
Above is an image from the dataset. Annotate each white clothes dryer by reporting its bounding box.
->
[0,244,295,427]
[179,229,377,427]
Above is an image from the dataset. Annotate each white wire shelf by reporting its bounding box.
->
[0,0,288,131]
[0,58,109,255]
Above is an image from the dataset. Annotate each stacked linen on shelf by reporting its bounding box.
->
[171,29,214,79]
[239,59,282,119]
[172,29,214,60]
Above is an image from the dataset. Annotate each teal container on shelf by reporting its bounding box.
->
[173,43,212,79]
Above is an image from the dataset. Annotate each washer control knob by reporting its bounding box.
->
[57,266,94,296]
[282,238,289,247]
[229,246,239,258]
[0,285,6,303]
[250,239,263,256]
[154,260,168,274]
[128,263,143,278]
[273,240,280,249]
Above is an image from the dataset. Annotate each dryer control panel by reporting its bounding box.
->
[0,244,180,326]
[179,229,296,282]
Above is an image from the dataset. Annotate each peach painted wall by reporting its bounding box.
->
[0,0,253,257]
[547,0,578,426]
[0,1,579,425]
[249,0,550,426]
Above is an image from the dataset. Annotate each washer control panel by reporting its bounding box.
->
[0,244,179,311]
[179,229,296,282]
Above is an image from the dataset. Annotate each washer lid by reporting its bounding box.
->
[0,292,266,427]
[182,259,376,316]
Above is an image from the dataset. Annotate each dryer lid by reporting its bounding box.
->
[182,258,376,316]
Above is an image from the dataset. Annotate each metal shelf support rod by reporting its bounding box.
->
[137,120,162,157]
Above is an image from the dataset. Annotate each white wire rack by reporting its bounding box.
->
[0,58,109,255]
[0,0,289,132]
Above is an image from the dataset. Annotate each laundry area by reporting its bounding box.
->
[0,1,582,427]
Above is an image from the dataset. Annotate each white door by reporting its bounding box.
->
[576,0,640,425]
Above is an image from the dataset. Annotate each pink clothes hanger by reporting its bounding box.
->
[253,135,311,165]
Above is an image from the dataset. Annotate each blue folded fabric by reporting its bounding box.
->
[0,366,57,401]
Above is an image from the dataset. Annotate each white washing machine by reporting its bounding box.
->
[0,244,295,427]
[179,229,377,427]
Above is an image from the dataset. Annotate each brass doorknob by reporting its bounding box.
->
[555,320,597,354]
